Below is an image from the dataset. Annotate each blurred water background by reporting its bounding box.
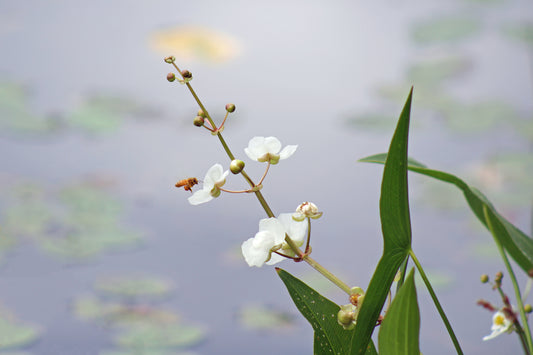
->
[0,0,533,354]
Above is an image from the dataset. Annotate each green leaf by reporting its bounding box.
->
[114,323,205,350]
[378,268,420,354]
[351,88,414,354]
[411,16,481,44]
[276,268,377,355]
[0,309,41,350]
[358,154,533,273]
[238,304,294,330]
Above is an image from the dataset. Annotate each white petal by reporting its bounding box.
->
[258,217,286,244]
[188,189,213,205]
[278,213,307,244]
[205,164,223,184]
[279,145,298,160]
[265,253,285,265]
[263,136,282,154]
[242,238,268,267]
[244,137,267,160]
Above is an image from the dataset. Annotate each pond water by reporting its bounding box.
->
[1,1,533,354]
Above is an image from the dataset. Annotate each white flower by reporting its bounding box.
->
[244,136,297,164]
[292,202,323,221]
[483,310,514,341]
[188,163,229,205]
[241,213,307,267]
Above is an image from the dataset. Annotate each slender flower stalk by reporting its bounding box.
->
[483,206,533,354]
[169,59,351,294]
[409,249,464,355]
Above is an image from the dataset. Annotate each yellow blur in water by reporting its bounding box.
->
[150,25,242,64]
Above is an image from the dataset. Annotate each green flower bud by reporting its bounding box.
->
[167,72,176,82]
[197,109,206,117]
[337,304,357,330]
[480,274,489,283]
[525,304,533,314]
[164,56,176,63]
[225,103,236,113]
[181,70,192,79]
[495,272,503,283]
[193,116,205,127]
[230,159,245,174]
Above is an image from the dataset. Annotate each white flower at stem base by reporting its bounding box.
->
[244,136,297,164]
[188,163,229,205]
[241,213,307,267]
[483,310,514,341]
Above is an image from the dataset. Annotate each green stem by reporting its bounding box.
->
[409,249,464,355]
[303,255,352,295]
[483,206,533,354]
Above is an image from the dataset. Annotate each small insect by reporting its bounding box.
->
[175,177,199,193]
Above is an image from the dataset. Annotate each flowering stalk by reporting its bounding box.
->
[168,59,352,295]
[483,206,533,354]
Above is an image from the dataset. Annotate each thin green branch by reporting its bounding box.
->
[483,206,533,354]
[409,249,464,355]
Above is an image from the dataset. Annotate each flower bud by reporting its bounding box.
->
[164,56,176,63]
[292,202,323,221]
[181,70,192,79]
[525,304,533,314]
[528,269,533,278]
[337,304,357,330]
[230,159,245,174]
[167,72,176,82]
[193,116,205,127]
[197,109,206,117]
[495,272,503,283]
[480,274,489,283]
[225,103,236,113]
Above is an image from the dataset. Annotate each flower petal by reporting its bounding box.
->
[242,238,268,267]
[258,217,286,244]
[244,137,267,161]
[263,136,282,154]
[188,189,213,205]
[279,145,298,160]
[278,213,307,244]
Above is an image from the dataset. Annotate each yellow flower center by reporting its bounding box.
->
[494,315,505,326]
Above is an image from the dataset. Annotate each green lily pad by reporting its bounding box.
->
[442,100,521,133]
[0,82,56,134]
[67,104,123,134]
[471,241,500,260]
[414,269,454,290]
[114,323,206,350]
[407,55,471,86]
[101,350,197,355]
[0,309,41,350]
[238,304,294,330]
[377,84,457,112]
[95,276,173,299]
[411,16,481,44]
[73,296,178,326]
[345,112,400,131]
[502,23,533,46]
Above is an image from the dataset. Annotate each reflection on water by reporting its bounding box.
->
[0,0,532,354]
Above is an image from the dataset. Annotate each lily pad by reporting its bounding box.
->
[377,84,456,112]
[471,241,500,260]
[101,350,197,355]
[411,16,481,44]
[407,55,471,86]
[0,82,55,134]
[502,23,533,46]
[95,276,173,300]
[442,100,521,133]
[67,103,123,134]
[345,112,400,131]
[414,269,454,290]
[114,323,206,350]
[150,25,242,63]
[73,296,178,326]
[238,304,294,330]
[0,309,41,350]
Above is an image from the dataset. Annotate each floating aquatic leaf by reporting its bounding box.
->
[238,304,294,330]
[101,350,197,355]
[0,309,41,350]
[0,82,55,134]
[443,100,521,133]
[502,23,533,46]
[407,55,471,86]
[150,26,242,63]
[67,103,123,134]
[73,295,178,326]
[411,16,481,44]
[414,269,454,290]
[377,84,456,112]
[471,241,499,260]
[345,112,399,131]
[114,323,206,350]
[96,276,173,299]
[415,177,465,211]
